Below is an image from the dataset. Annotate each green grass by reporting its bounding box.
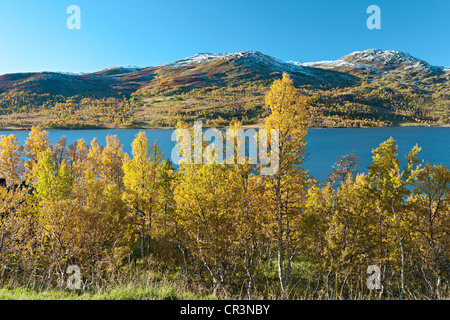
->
[0,267,217,300]
[0,284,217,300]
[398,122,436,127]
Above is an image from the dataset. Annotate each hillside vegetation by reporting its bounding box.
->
[0,50,448,129]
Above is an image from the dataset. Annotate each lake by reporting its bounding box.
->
[1,127,449,182]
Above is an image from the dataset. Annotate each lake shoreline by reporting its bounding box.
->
[0,123,449,131]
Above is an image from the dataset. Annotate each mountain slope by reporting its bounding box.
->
[302,49,446,76]
[0,51,359,98]
[0,72,124,97]
[0,49,448,129]
[135,51,359,96]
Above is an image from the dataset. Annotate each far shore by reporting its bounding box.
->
[0,123,449,131]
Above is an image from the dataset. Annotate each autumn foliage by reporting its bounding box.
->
[0,73,449,299]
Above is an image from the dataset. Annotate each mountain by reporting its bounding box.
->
[0,72,124,97]
[0,49,445,97]
[0,49,448,129]
[133,51,359,98]
[301,49,446,76]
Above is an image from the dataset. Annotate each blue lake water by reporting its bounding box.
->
[1,127,449,181]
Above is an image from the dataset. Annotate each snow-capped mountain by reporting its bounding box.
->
[162,51,318,76]
[227,51,317,76]
[155,50,358,88]
[293,60,381,75]
[160,53,229,68]
[297,49,446,76]
[103,65,140,72]
[340,49,445,75]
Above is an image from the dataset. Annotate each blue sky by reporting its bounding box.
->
[0,0,449,74]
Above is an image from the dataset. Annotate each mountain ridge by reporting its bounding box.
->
[2,48,447,78]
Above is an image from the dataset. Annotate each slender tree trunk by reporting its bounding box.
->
[393,207,405,300]
[276,186,285,294]
[435,259,443,299]
[326,258,334,300]
[378,264,386,300]
[284,207,291,290]
[436,274,442,300]
[399,236,405,300]
[0,228,4,254]
[140,230,145,258]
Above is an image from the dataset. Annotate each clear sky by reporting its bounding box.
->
[0,0,449,75]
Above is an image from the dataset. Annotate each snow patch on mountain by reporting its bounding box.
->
[343,49,419,63]
[230,51,319,77]
[57,71,87,76]
[292,60,381,74]
[161,51,321,79]
[103,66,140,72]
[341,49,444,74]
[22,72,80,83]
[160,53,228,68]
[19,72,116,87]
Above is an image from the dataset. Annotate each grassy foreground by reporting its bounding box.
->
[0,283,216,300]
